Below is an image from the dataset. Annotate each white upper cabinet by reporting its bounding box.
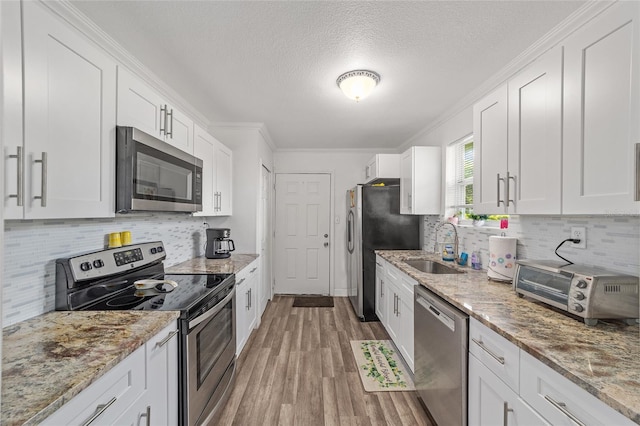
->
[474,46,562,215]
[562,1,640,215]
[365,154,400,183]
[117,67,194,154]
[193,125,233,216]
[18,1,116,219]
[507,46,562,214]
[215,142,233,216]
[473,85,508,214]
[400,146,441,214]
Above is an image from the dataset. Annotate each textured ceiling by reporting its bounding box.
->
[71,1,584,150]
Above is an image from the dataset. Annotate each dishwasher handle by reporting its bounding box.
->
[417,294,455,332]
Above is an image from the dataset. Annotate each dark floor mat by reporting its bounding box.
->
[292,296,334,307]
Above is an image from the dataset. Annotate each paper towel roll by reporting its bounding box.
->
[488,236,517,282]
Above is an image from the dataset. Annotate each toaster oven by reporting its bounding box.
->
[513,259,639,326]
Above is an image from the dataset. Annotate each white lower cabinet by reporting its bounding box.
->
[145,321,179,425]
[469,318,634,426]
[378,259,415,372]
[374,257,386,324]
[42,322,178,426]
[235,260,259,355]
[469,354,549,426]
[520,351,635,426]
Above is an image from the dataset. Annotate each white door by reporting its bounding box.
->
[259,165,272,313]
[274,173,330,295]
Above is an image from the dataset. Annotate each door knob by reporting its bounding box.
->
[324,242,329,247]
[324,234,328,238]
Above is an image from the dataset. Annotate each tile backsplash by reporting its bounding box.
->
[3,213,225,326]
[424,215,640,276]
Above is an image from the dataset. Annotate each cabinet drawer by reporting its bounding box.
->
[398,271,416,301]
[42,345,145,425]
[520,350,634,426]
[469,318,520,392]
[236,259,258,284]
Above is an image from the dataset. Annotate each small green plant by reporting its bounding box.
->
[466,213,488,221]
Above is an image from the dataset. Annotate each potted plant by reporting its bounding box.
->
[467,213,488,227]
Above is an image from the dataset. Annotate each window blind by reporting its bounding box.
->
[445,134,474,215]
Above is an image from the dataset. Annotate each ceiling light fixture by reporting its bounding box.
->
[336,70,380,102]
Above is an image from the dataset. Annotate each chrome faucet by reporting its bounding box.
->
[434,221,459,261]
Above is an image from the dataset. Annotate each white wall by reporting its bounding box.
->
[274,150,380,295]
[209,125,274,254]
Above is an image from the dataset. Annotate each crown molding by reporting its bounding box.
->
[210,122,278,151]
[274,147,397,154]
[39,0,211,128]
[399,0,616,151]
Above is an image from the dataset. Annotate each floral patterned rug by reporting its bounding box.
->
[350,340,415,392]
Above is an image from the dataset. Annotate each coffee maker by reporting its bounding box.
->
[205,228,235,259]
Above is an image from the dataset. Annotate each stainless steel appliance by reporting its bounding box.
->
[116,126,203,213]
[55,242,236,426]
[346,183,421,321]
[414,285,468,426]
[513,259,639,326]
[205,228,236,259]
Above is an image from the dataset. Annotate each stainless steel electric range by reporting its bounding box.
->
[55,241,236,426]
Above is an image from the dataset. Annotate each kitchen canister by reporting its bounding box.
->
[488,236,517,282]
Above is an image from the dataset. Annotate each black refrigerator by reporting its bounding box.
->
[346,184,421,321]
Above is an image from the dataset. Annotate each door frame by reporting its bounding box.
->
[273,171,335,296]
[257,160,273,321]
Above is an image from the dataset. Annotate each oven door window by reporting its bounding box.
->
[196,299,233,387]
[516,268,572,305]
[134,144,194,204]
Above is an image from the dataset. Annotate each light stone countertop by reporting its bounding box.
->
[1,310,179,426]
[377,250,640,424]
[166,253,259,274]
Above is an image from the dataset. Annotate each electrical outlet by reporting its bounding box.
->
[570,227,586,249]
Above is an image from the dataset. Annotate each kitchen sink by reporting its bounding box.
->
[404,259,464,274]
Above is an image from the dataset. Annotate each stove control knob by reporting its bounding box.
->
[157,246,164,253]
[574,292,585,300]
[80,262,92,271]
[576,280,588,289]
[573,304,584,313]
[93,259,104,268]
[150,248,157,255]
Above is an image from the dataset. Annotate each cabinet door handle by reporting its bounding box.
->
[34,152,47,207]
[155,330,178,348]
[139,405,151,426]
[380,280,384,297]
[544,395,586,426]
[160,105,168,135]
[365,165,370,179]
[497,173,505,207]
[506,172,515,207]
[81,396,117,426]
[236,278,245,286]
[246,290,250,310]
[408,193,412,211]
[503,402,513,426]
[167,108,174,138]
[471,337,505,364]
[8,146,24,206]
[250,267,257,273]
[635,143,639,201]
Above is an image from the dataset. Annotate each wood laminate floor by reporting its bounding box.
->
[216,296,433,426]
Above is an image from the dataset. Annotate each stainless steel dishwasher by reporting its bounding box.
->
[415,285,468,426]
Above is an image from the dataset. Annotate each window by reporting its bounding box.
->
[445,134,474,218]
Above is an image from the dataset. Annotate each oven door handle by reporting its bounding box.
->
[188,288,235,331]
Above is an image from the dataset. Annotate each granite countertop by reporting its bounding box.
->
[377,250,640,424]
[1,310,179,426]
[166,253,259,274]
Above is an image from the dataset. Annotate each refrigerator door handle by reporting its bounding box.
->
[347,210,355,253]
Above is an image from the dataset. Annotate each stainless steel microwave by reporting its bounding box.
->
[116,126,203,213]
